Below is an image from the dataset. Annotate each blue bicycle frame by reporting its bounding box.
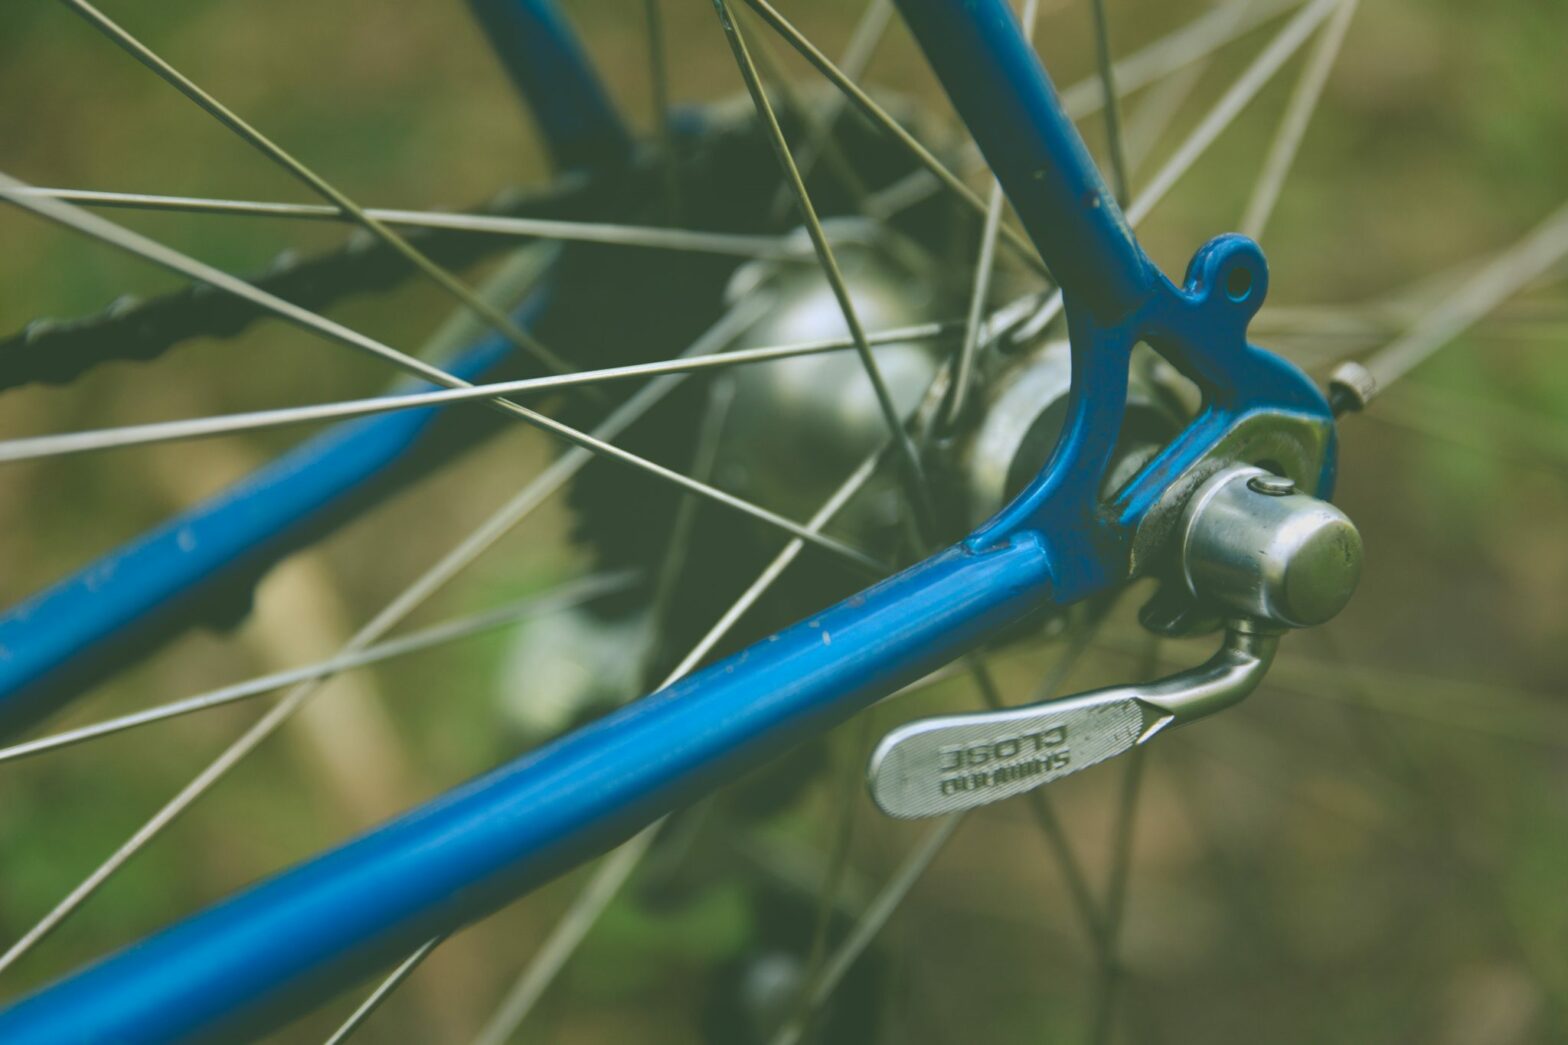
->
[0,1,1334,1039]
[0,0,631,741]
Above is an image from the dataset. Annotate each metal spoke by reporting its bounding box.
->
[470,833,654,1045]
[0,321,959,465]
[738,0,1048,276]
[731,3,1088,994]
[643,380,736,675]
[1088,751,1145,1045]
[323,934,446,1045]
[1061,0,1304,119]
[0,303,763,976]
[770,0,895,219]
[1163,752,1302,975]
[943,0,1045,431]
[1240,0,1360,240]
[1082,0,1140,1016]
[738,10,874,210]
[1087,718,1149,1042]
[0,171,504,392]
[787,711,876,1043]
[963,647,1109,954]
[769,815,965,1045]
[58,0,577,377]
[12,2,1557,1041]
[863,0,1305,223]
[1366,384,1568,472]
[1153,633,1568,1006]
[1005,0,1343,347]
[0,574,636,766]
[1017,606,1121,944]
[1019,784,1107,945]
[1087,0,1131,205]
[471,447,889,1042]
[1086,634,1159,1045]
[1124,0,1341,228]
[1256,275,1567,347]
[492,396,858,572]
[1252,299,1568,369]
[715,0,935,530]
[774,611,1112,1043]
[643,0,680,222]
[1299,632,1568,1006]
[1095,624,1568,749]
[10,186,815,259]
[944,181,1007,431]
[1122,61,1208,175]
[0,177,881,571]
[1350,199,1568,401]
[1269,647,1568,748]
[669,451,887,679]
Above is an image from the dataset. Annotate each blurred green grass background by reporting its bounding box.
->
[0,0,1565,1041]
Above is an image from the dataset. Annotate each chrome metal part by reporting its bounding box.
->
[868,623,1278,818]
[1327,359,1377,414]
[1128,407,1334,576]
[869,427,1359,819]
[1179,464,1362,628]
[1246,473,1296,496]
[713,219,947,529]
[949,338,1195,529]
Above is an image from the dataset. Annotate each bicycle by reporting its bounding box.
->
[0,0,1563,1040]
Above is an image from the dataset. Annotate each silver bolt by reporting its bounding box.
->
[1246,473,1296,497]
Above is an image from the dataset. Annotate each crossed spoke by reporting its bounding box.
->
[58,0,576,377]
[1346,200,1568,402]
[0,574,637,766]
[0,301,771,976]
[715,0,935,529]
[738,0,1049,275]
[0,176,883,572]
[0,321,959,465]
[10,185,827,258]
[467,445,890,1045]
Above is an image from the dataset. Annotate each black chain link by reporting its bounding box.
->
[0,170,624,394]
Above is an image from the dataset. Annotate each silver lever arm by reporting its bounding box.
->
[867,622,1279,819]
[868,462,1362,820]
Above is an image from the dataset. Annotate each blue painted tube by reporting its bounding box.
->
[0,537,1057,1043]
[0,331,526,740]
[892,0,1155,323]
[0,0,633,738]
[466,0,633,171]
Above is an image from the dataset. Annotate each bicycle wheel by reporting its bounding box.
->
[0,0,1563,1041]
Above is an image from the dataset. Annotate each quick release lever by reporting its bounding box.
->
[869,465,1362,819]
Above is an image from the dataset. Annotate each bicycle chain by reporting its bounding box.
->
[0,170,623,394]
